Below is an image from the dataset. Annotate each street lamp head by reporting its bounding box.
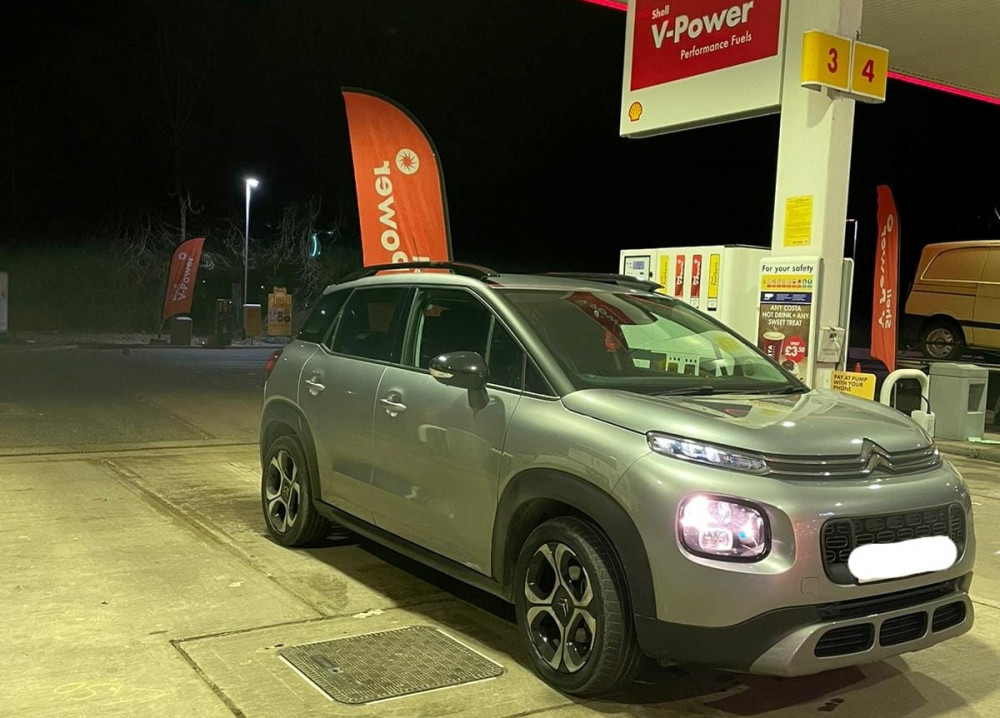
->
[246,178,260,189]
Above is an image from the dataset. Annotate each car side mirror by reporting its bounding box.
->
[429,351,489,392]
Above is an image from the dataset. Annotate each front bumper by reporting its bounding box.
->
[634,574,973,675]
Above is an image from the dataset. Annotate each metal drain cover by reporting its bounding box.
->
[278,625,505,704]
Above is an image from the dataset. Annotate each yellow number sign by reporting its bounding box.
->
[851,41,889,102]
[801,30,851,92]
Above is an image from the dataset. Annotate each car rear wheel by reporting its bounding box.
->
[920,319,964,360]
[261,434,330,547]
[514,516,643,697]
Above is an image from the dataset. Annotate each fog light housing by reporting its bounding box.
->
[679,495,770,561]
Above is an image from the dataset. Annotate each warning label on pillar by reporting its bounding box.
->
[783,195,814,247]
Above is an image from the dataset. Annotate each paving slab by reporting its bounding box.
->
[177,600,572,718]
[106,445,452,615]
[0,455,319,717]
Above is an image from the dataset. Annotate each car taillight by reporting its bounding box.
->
[265,349,283,379]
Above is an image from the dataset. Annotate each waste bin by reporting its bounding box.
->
[170,316,193,346]
[928,363,988,440]
[212,299,232,347]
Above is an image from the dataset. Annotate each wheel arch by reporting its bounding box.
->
[493,469,656,618]
[260,399,321,497]
[921,314,970,346]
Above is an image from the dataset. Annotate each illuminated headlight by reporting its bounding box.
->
[647,433,768,474]
[678,495,770,561]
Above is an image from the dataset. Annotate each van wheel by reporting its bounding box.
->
[514,517,643,697]
[920,320,964,360]
[261,435,330,547]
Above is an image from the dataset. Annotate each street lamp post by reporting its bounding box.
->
[243,177,260,314]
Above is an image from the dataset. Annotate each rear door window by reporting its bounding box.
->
[329,287,411,363]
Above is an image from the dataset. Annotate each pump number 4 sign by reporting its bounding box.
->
[850,41,889,102]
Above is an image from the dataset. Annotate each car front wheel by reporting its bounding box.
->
[261,434,330,547]
[514,516,643,696]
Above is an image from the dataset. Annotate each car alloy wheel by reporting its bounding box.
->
[264,447,301,534]
[260,434,331,547]
[523,542,597,673]
[514,516,643,696]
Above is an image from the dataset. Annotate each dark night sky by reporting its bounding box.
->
[2,0,1000,285]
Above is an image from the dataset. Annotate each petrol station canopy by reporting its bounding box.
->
[587,0,1000,105]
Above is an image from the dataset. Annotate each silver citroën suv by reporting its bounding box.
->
[259,262,975,696]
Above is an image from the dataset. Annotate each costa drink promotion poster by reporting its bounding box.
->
[162,237,205,322]
[342,88,452,267]
[757,257,820,385]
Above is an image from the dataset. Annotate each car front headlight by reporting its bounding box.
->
[647,432,768,474]
[678,495,770,561]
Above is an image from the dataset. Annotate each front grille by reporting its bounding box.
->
[932,601,967,632]
[814,624,874,657]
[879,612,928,646]
[764,444,940,479]
[821,504,966,584]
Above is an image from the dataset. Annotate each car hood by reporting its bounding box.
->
[561,388,932,456]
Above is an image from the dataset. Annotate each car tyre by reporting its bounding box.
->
[514,516,643,697]
[920,319,964,360]
[261,434,330,547]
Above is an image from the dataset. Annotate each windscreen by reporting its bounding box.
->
[500,288,802,396]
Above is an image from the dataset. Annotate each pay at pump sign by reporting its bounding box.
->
[832,371,876,401]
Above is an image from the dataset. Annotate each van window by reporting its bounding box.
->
[924,248,988,282]
[984,250,1000,284]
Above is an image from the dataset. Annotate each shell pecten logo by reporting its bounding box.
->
[395,148,419,175]
[627,101,643,121]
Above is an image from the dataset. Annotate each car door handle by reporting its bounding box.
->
[379,397,407,416]
[304,378,325,395]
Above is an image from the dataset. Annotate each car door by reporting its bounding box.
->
[299,285,412,521]
[973,248,1000,350]
[369,286,525,573]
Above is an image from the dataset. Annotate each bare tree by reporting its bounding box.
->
[138,0,211,244]
[110,210,177,330]
[264,195,325,300]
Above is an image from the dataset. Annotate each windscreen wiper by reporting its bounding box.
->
[655,386,717,396]
[740,385,809,395]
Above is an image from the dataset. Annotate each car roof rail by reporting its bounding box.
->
[543,272,664,292]
[340,261,500,284]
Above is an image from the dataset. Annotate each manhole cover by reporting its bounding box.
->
[278,625,505,704]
